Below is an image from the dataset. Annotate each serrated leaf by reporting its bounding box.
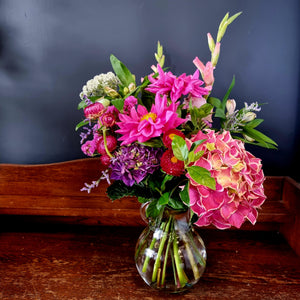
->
[187,166,216,190]
[75,119,90,131]
[110,54,135,87]
[172,135,188,162]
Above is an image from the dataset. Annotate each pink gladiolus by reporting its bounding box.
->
[187,129,266,229]
[116,94,186,145]
[146,64,209,102]
[193,57,215,87]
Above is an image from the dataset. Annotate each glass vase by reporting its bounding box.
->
[135,204,207,293]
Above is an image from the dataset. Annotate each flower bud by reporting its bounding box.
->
[100,112,116,128]
[226,99,236,115]
[243,134,255,142]
[211,42,221,67]
[97,98,110,107]
[242,112,256,122]
[84,102,105,120]
[207,33,215,53]
[104,86,120,98]
[123,87,129,95]
[128,82,136,93]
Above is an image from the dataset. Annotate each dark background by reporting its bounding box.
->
[0,0,299,181]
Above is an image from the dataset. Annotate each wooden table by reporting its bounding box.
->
[1,159,300,299]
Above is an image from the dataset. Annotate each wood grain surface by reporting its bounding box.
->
[0,223,300,300]
[1,159,300,299]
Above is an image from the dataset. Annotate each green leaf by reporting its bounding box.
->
[140,138,163,148]
[221,76,235,108]
[187,166,216,190]
[78,100,86,110]
[190,139,206,152]
[138,197,149,204]
[146,199,164,218]
[215,107,226,119]
[243,127,278,147]
[75,119,90,131]
[207,97,222,109]
[161,174,174,192]
[180,183,190,206]
[158,192,170,205]
[111,98,124,111]
[106,180,157,201]
[244,118,264,129]
[168,197,186,211]
[172,135,188,162]
[110,54,135,87]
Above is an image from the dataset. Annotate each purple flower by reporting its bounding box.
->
[110,144,162,186]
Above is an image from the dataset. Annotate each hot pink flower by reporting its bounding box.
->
[187,129,266,229]
[123,96,138,115]
[116,94,186,145]
[146,64,209,102]
[84,102,105,120]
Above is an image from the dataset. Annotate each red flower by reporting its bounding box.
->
[162,129,185,149]
[161,149,184,176]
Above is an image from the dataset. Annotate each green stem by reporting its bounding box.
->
[187,231,206,267]
[160,218,174,287]
[142,222,165,273]
[173,233,188,287]
[182,232,200,280]
[102,128,113,158]
[152,216,172,282]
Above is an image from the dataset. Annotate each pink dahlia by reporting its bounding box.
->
[146,64,209,102]
[187,129,266,229]
[116,94,186,145]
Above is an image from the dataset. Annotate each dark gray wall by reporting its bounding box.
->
[0,0,299,180]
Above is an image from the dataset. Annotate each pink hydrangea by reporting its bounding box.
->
[116,94,186,145]
[187,129,266,229]
[146,64,209,102]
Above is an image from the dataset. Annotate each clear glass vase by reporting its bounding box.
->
[135,204,207,293]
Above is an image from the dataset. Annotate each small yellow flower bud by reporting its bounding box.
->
[123,87,129,95]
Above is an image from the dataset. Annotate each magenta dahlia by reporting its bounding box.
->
[146,64,209,102]
[116,94,186,145]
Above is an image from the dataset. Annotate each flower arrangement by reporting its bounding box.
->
[76,12,277,291]
[77,11,276,230]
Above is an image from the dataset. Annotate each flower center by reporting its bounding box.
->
[140,112,157,122]
[171,156,178,163]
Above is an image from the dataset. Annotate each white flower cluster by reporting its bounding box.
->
[79,72,120,100]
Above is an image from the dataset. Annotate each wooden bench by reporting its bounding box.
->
[1,158,300,299]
